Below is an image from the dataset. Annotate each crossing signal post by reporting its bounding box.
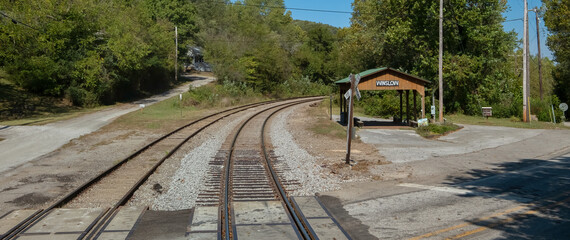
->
[344,74,361,164]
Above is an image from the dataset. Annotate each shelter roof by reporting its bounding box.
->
[334,67,430,85]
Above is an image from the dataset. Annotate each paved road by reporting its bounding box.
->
[0,75,214,174]
[321,124,570,239]
[333,153,570,239]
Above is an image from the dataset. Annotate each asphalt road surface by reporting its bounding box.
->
[322,125,570,240]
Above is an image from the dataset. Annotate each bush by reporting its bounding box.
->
[416,122,461,138]
[186,80,262,108]
[358,91,415,118]
[272,76,333,98]
[66,86,99,107]
[530,96,564,122]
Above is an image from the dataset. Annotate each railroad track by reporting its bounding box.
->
[1,97,319,240]
[218,98,323,240]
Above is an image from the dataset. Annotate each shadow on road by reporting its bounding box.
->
[443,155,570,239]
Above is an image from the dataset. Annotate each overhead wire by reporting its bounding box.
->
[0,11,39,31]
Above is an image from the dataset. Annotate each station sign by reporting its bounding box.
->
[376,80,399,87]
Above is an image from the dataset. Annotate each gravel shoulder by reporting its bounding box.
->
[0,74,214,174]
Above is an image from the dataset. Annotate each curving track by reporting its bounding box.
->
[0,97,320,240]
[219,99,322,240]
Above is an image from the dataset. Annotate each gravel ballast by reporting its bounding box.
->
[270,107,341,195]
[151,112,253,211]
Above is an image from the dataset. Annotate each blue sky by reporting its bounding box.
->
[282,0,553,59]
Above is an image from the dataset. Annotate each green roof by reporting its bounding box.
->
[334,67,387,84]
[334,67,430,84]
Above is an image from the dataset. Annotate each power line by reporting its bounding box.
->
[0,11,39,31]
[504,18,523,22]
[223,1,351,14]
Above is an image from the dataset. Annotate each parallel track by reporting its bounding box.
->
[2,97,318,240]
[220,98,322,240]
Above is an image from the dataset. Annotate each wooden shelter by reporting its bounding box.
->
[335,67,430,125]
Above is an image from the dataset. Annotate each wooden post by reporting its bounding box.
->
[534,8,543,100]
[523,0,528,122]
[406,90,410,125]
[421,94,425,118]
[438,0,444,123]
[413,91,417,121]
[330,95,333,120]
[339,88,343,122]
[175,26,178,82]
[399,90,403,123]
[345,75,356,164]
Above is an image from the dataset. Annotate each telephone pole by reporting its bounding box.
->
[532,8,543,100]
[438,0,444,122]
[175,26,178,82]
[523,0,529,122]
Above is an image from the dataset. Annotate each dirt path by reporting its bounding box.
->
[0,74,214,174]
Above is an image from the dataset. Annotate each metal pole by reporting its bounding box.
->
[523,0,528,122]
[438,0,444,122]
[175,26,178,82]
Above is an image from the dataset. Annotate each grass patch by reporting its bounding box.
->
[447,114,569,130]
[308,99,348,140]
[112,82,270,132]
[416,122,462,138]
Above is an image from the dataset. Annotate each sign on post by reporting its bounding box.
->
[482,107,492,119]
[560,103,568,112]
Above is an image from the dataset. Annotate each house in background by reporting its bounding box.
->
[186,46,212,72]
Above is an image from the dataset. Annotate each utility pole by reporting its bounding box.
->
[532,8,543,101]
[438,0,444,123]
[523,0,529,122]
[175,26,178,82]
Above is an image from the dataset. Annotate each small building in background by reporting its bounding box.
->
[186,46,212,72]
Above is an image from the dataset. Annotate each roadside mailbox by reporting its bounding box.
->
[482,107,492,119]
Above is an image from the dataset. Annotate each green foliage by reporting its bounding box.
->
[197,0,343,94]
[530,96,564,122]
[544,0,570,115]
[346,0,518,116]
[272,76,333,98]
[416,122,461,138]
[0,0,195,107]
[186,81,262,108]
[359,92,399,118]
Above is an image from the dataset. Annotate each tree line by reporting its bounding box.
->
[1,0,568,120]
[1,0,195,106]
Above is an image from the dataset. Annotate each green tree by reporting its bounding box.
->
[0,0,191,106]
[346,0,518,115]
[543,0,570,110]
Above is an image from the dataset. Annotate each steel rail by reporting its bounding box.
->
[221,97,322,240]
[85,99,282,239]
[261,101,321,240]
[1,98,298,240]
